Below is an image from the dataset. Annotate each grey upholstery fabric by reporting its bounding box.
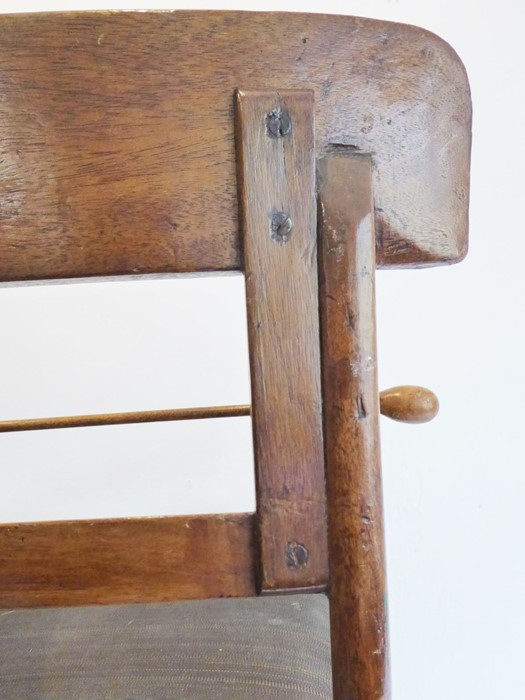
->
[0,594,332,699]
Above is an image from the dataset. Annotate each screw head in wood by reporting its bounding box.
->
[266,108,292,138]
[285,541,309,569]
[270,211,293,244]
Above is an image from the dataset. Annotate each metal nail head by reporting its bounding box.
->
[266,108,292,138]
[270,211,293,244]
[285,541,309,569]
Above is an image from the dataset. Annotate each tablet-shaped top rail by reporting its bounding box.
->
[0,11,471,282]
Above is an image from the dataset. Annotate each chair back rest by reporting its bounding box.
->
[0,9,471,608]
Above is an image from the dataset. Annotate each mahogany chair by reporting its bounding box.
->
[0,11,471,699]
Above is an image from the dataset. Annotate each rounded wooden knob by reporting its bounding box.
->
[379,385,439,424]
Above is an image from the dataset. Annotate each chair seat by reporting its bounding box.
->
[0,594,332,699]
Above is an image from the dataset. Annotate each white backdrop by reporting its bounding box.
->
[1,1,524,698]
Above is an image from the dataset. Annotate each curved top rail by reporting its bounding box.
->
[0,11,471,282]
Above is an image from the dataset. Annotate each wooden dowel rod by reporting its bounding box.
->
[0,404,251,433]
[0,389,437,434]
[0,388,436,435]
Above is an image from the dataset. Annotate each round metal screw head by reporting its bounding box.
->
[285,541,309,569]
[270,211,293,244]
[266,108,292,138]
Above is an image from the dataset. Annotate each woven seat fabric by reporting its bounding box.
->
[0,594,332,699]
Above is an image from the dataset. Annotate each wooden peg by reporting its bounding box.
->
[380,386,439,423]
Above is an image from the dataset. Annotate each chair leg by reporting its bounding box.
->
[318,153,390,699]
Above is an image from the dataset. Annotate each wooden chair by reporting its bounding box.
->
[0,11,471,699]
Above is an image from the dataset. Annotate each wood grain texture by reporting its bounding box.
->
[0,513,256,608]
[236,90,328,592]
[318,154,390,699]
[0,11,471,283]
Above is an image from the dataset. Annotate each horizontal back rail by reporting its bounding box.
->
[0,513,256,608]
[0,11,471,283]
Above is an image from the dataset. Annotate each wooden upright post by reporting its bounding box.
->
[318,153,390,699]
[236,90,328,593]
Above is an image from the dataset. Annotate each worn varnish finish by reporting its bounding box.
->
[0,513,256,608]
[0,11,471,283]
[236,90,328,592]
[0,13,472,697]
[318,154,390,699]
[380,385,439,424]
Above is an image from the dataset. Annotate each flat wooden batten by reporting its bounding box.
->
[235,89,328,592]
[0,513,256,608]
[0,11,471,283]
[318,154,390,699]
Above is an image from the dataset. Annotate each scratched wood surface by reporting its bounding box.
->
[0,11,471,283]
[236,90,328,592]
[0,513,256,608]
[318,154,389,699]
